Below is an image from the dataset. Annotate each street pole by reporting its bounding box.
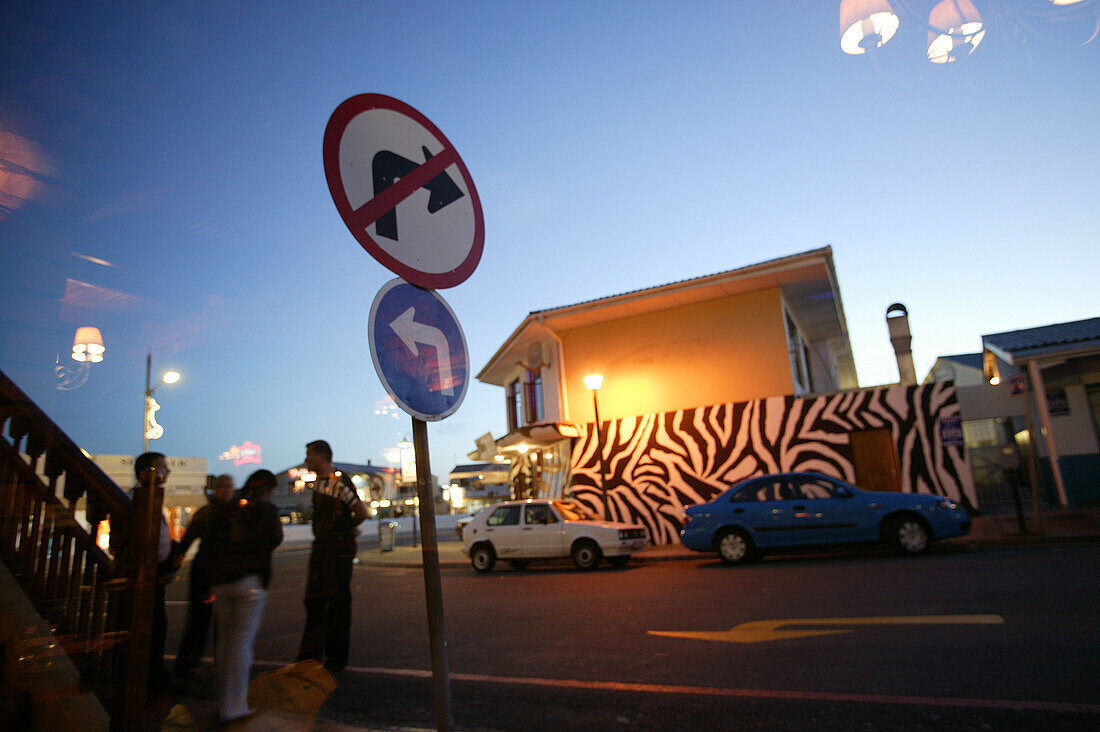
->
[142,350,152,453]
[591,390,611,519]
[411,417,453,732]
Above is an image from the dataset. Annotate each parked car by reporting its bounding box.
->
[453,511,480,540]
[461,499,649,572]
[680,472,970,564]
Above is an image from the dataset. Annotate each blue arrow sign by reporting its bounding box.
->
[369,278,469,421]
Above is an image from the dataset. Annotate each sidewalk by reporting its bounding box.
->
[347,505,1100,569]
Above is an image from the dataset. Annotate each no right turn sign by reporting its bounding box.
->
[323,94,484,289]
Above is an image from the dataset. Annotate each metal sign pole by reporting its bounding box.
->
[412,416,453,731]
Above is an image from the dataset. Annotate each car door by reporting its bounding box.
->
[483,504,523,557]
[788,475,876,543]
[521,502,565,557]
[731,477,801,548]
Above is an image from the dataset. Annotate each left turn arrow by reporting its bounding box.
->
[648,615,1005,644]
[389,306,455,395]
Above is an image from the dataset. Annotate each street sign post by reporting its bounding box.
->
[368,278,469,422]
[323,93,484,290]
[327,92,478,731]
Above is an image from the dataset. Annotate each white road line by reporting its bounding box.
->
[245,660,1100,715]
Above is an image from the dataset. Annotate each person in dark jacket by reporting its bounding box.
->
[173,473,235,679]
[296,439,367,673]
[208,469,283,724]
[110,452,180,694]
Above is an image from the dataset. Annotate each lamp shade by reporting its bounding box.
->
[583,373,604,391]
[72,326,105,363]
[840,0,899,55]
[927,0,985,63]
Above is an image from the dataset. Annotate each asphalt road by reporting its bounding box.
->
[166,543,1100,730]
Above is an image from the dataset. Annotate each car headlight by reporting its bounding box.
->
[936,498,958,510]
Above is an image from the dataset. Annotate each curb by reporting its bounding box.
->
[346,534,1100,570]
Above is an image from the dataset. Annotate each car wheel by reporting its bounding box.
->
[471,543,496,573]
[887,515,930,555]
[507,559,529,570]
[571,540,602,571]
[716,528,754,564]
[607,555,630,568]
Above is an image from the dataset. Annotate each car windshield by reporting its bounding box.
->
[551,501,595,522]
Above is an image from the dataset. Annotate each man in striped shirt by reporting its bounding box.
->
[296,440,368,672]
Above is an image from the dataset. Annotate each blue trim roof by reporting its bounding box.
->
[939,353,983,370]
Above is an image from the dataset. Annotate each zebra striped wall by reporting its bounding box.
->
[569,382,976,545]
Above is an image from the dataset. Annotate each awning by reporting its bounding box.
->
[496,422,581,452]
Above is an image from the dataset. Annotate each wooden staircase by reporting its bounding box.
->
[0,368,162,730]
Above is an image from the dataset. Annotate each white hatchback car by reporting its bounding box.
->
[461,499,649,572]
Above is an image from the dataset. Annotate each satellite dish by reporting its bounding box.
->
[526,341,543,369]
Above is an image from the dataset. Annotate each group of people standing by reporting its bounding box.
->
[125,438,367,725]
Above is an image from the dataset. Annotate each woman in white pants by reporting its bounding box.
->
[208,470,283,724]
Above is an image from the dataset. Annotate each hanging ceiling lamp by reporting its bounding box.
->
[927,0,986,63]
[72,326,105,363]
[840,0,900,55]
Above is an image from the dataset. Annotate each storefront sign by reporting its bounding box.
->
[219,440,262,466]
[938,415,964,447]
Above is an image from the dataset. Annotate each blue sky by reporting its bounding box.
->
[2,1,1098,484]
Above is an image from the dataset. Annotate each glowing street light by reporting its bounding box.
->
[144,350,181,452]
[584,373,611,519]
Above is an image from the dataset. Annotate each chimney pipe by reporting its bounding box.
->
[886,303,916,385]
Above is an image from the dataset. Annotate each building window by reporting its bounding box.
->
[801,340,815,393]
[1087,384,1100,450]
[785,311,810,395]
[524,369,544,423]
[506,379,521,431]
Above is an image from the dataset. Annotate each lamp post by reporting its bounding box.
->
[397,436,418,547]
[143,350,181,452]
[583,373,611,519]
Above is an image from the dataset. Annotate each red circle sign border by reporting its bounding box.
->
[323,93,485,290]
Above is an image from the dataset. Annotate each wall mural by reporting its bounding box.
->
[569,382,975,545]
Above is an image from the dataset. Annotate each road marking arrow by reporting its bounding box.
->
[389,306,455,395]
[648,615,1004,644]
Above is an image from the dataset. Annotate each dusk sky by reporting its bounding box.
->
[2,1,1098,485]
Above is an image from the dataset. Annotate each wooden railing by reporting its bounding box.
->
[0,368,159,729]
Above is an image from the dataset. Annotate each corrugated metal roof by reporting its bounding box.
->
[448,463,498,474]
[983,317,1100,357]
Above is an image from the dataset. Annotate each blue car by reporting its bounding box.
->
[680,472,971,564]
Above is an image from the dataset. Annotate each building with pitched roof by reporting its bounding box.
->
[981,317,1100,507]
[475,247,974,543]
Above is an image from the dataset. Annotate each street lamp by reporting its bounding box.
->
[583,373,611,519]
[144,350,181,452]
[395,436,420,546]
